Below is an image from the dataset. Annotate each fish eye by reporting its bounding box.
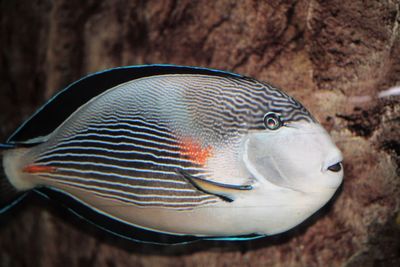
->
[263,112,282,130]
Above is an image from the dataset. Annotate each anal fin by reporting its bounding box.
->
[178,170,252,202]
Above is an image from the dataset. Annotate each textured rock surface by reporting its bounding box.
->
[0,0,399,266]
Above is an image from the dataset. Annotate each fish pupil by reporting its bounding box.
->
[267,118,277,127]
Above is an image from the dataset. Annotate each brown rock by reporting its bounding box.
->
[0,0,399,266]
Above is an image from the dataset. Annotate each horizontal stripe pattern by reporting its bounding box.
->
[34,118,218,209]
[32,73,315,210]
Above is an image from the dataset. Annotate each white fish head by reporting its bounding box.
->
[243,121,343,193]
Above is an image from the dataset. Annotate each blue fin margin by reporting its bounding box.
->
[34,187,264,245]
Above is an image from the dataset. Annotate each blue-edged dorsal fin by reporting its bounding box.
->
[7,64,242,144]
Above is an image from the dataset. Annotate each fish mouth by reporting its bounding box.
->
[327,162,342,172]
[321,154,343,173]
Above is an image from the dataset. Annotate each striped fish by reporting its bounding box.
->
[0,65,343,244]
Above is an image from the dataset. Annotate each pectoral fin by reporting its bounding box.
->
[178,171,252,202]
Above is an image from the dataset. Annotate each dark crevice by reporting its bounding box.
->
[336,107,383,138]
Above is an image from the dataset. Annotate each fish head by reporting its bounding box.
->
[243,112,343,194]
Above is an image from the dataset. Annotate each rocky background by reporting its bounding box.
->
[0,0,399,266]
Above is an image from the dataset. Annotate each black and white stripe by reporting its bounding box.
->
[32,73,315,210]
[170,75,315,138]
[34,118,218,210]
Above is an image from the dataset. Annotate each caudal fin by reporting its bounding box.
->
[0,145,27,213]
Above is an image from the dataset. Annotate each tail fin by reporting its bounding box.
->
[0,144,27,213]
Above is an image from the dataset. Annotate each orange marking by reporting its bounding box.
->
[23,165,57,174]
[179,138,213,165]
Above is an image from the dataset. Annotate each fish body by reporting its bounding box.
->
[0,65,343,244]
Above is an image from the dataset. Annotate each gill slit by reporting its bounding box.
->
[242,139,279,190]
[242,138,305,193]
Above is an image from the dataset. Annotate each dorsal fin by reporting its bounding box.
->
[7,65,242,144]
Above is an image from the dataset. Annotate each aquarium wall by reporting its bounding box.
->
[0,1,399,266]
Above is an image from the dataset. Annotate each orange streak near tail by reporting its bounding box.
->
[23,165,57,174]
[179,138,213,166]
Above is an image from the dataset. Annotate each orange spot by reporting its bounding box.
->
[23,165,57,174]
[179,138,213,165]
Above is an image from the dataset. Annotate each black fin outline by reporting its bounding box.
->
[7,65,243,144]
[34,187,262,245]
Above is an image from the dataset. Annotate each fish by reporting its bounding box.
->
[0,64,344,245]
